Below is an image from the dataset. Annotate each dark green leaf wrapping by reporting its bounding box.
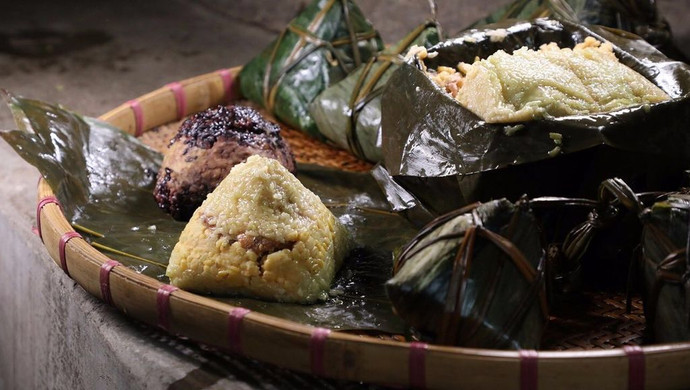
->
[528,179,649,297]
[639,195,690,343]
[379,19,690,220]
[309,21,441,162]
[470,0,685,61]
[386,199,548,349]
[238,0,383,138]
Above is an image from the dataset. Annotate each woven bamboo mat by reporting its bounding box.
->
[542,292,645,350]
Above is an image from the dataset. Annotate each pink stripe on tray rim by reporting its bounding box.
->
[228,307,251,354]
[36,196,60,242]
[519,349,539,390]
[624,345,645,390]
[99,259,121,306]
[127,99,144,137]
[166,82,187,120]
[409,341,428,389]
[58,231,82,277]
[156,284,178,332]
[309,327,331,376]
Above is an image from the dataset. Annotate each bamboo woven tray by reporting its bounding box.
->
[35,67,690,389]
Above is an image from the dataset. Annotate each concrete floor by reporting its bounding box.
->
[0,1,689,389]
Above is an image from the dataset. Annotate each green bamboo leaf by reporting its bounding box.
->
[0,93,175,278]
[239,0,384,138]
[310,21,442,162]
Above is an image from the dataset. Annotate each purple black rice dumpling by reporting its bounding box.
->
[153,105,295,221]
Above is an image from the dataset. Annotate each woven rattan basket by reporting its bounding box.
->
[34,67,690,389]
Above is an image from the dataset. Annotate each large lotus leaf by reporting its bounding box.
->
[470,0,685,60]
[309,21,441,162]
[639,194,690,343]
[238,0,383,138]
[1,96,416,333]
[386,199,548,349]
[379,19,690,219]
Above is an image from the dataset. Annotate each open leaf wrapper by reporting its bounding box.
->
[386,199,548,349]
[639,194,690,343]
[470,0,685,60]
[1,96,419,333]
[238,0,383,138]
[379,19,690,221]
[0,94,176,279]
[309,21,441,162]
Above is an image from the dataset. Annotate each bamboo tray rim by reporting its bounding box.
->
[34,66,690,390]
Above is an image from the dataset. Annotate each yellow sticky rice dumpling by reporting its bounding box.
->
[428,37,670,123]
[166,155,350,303]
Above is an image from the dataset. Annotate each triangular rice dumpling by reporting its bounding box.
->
[166,155,351,303]
[239,0,383,138]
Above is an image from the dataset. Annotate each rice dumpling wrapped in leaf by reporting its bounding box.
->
[379,19,690,219]
[238,0,383,138]
[639,193,690,343]
[309,20,441,162]
[386,199,548,349]
[529,179,650,298]
[166,155,352,303]
[471,0,684,60]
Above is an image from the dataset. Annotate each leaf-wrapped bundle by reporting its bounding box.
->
[471,0,685,60]
[529,179,652,297]
[639,194,690,343]
[309,21,441,162]
[379,19,690,220]
[386,199,548,349]
[239,0,383,138]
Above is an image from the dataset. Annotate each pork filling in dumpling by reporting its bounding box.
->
[166,155,350,303]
